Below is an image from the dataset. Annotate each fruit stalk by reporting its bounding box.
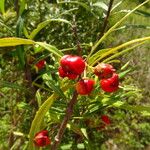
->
[51,91,78,150]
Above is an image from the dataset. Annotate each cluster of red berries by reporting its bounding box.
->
[58,55,119,95]
[94,63,119,93]
[34,130,51,147]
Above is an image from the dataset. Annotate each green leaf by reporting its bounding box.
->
[35,42,63,58]
[29,19,72,40]
[135,9,150,17]
[35,90,42,107]
[93,2,108,11]
[103,41,146,63]
[27,84,70,150]
[111,1,123,11]
[0,81,28,92]
[81,128,88,139]
[90,36,150,66]
[42,74,66,99]
[67,123,86,138]
[58,1,97,18]
[119,69,131,79]
[0,0,5,14]
[112,102,150,114]
[88,0,150,58]
[88,48,110,65]
[16,16,25,68]
[0,37,34,47]
[0,20,13,34]
[28,94,58,150]
[19,0,26,16]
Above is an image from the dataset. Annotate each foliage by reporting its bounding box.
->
[0,0,150,150]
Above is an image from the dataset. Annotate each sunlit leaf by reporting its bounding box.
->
[88,0,150,58]
[36,42,63,58]
[0,37,34,47]
[90,36,150,66]
[28,84,71,150]
[0,0,5,14]
[93,2,108,11]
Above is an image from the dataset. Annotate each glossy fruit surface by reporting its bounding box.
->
[94,63,115,79]
[58,66,78,79]
[34,130,51,147]
[76,79,95,95]
[60,55,85,75]
[100,73,119,92]
[35,60,46,70]
[101,115,111,125]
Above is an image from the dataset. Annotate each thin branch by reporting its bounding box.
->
[72,15,82,56]
[99,0,114,38]
[51,91,78,150]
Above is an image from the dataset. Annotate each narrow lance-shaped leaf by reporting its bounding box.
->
[27,83,72,150]
[90,36,150,66]
[93,2,108,11]
[88,0,150,59]
[0,37,35,47]
[19,0,26,16]
[112,101,150,113]
[103,41,146,63]
[0,0,5,14]
[0,81,29,92]
[36,42,63,58]
[29,19,72,40]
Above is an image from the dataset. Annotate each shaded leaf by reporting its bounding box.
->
[43,74,66,99]
[29,19,72,40]
[0,81,28,92]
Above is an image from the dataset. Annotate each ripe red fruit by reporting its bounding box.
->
[60,55,85,75]
[58,66,78,79]
[58,66,67,78]
[34,130,51,147]
[100,73,119,92]
[94,63,115,79]
[76,79,95,95]
[101,115,111,125]
[35,60,46,70]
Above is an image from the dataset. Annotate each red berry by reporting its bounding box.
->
[58,66,67,78]
[101,115,111,125]
[34,130,51,147]
[100,73,119,92]
[36,60,46,70]
[94,63,115,79]
[58,66,78,79]
[67,73,78,80]
[76,79,95,95]
[60,55,85,75]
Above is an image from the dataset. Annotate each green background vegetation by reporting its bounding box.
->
[0,0,150,149]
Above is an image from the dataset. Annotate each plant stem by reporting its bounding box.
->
[99,0,114,38]
[72,15,82,56]
[51,91,78,150]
